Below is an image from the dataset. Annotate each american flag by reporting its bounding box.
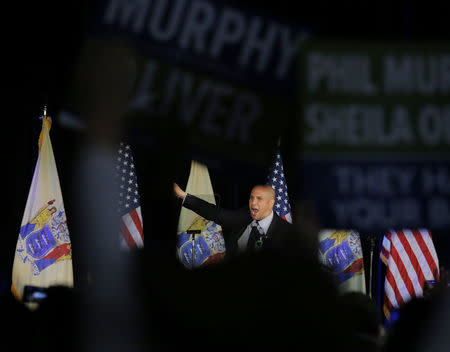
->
[267,150,292,223]
[115,142,144,248]
[380,229,439,320]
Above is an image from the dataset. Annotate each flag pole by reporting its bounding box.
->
[369,235,375,298]
[40,104,47,120]
[38,105,51,149]
[39,104,52,123]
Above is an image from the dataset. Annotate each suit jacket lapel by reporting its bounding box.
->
[264,214,284,249]
[227,225,248,256]
[266,214,279,238]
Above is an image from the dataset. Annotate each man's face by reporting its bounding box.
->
[249,186,275,220]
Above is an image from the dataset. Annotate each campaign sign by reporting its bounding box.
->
[71,0,307,167]
[297,40,449,231]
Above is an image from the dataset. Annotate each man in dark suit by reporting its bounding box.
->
[173,182,297,259]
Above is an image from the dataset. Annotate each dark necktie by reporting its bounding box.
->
[247,222,263,250]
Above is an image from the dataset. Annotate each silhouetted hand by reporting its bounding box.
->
[173,183,186,200]
[424,266,449,299]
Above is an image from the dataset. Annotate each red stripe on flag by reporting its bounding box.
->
[397,230,426,288]
[129,209,144,241]
[390,241,416,299]
[414,230,439,279]
[385,260,405,308]
[384,278,396,313]
[121,218,137,248]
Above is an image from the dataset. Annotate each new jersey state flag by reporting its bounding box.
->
[318,229,366,294]
[176,161,226,269]
[12,116,73,300]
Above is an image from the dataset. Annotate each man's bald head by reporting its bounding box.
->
[249,184,275,220]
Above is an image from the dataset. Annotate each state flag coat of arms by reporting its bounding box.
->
[318,229,366,294]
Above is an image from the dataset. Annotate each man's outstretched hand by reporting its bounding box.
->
[173,183,186,200]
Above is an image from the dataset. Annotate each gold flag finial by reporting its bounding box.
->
[38,105,52,150]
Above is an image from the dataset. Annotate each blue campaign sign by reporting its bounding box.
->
[302,158,450,231]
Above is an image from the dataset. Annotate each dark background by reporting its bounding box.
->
[3,0,449,302]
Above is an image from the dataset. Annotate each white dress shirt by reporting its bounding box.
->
[237,211,274,252]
